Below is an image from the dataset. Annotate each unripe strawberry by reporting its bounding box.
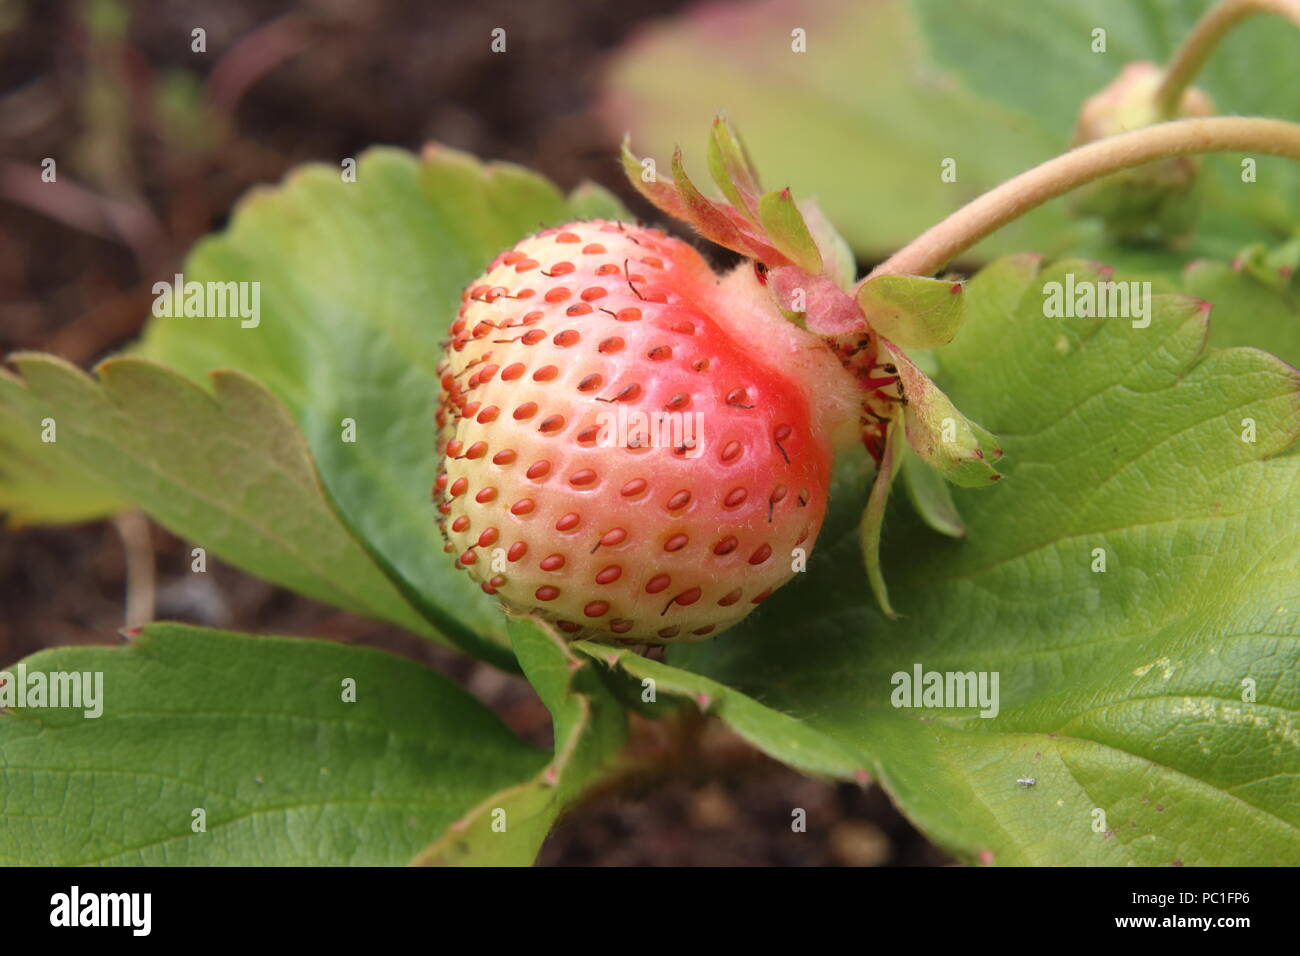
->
[437,118,1003,640]
[1069,62,1214,241]
[436,220,857,643]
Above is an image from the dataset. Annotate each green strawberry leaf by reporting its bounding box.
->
[605,0,1300,264]
[2,353,442,646]
[413,615,627,866]
[574,641,864,780]
[912,0,1300,258]
[0,371,125,526]
[1061,232,1300,366]
[128,147,629,662]
[602,0,1064,261]
[1183,246,1300,367]
[0,623,548,865]
[652,253,1299,865]
[565,181,630,222]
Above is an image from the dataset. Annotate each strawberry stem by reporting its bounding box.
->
[870,117,1300,279]
[1154,0,1300,118]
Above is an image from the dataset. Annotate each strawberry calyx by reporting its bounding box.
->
[621,118,849,320]
[1068,62,1215,241]
[622,118,1005,617]
[1073,62,1214,144]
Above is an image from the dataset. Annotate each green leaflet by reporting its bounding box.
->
[412,616,627,866]
[3,354,441,643]
[605,0,1300,270]
[0,370,125,526]
[1183,237,1300,368]
[0,624,548,865]
[657,253,1300,865]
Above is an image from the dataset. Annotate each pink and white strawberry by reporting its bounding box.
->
[436,118,1003,642]
[436,219,858,642]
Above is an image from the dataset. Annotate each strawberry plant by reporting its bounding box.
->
[2,0,1298,867]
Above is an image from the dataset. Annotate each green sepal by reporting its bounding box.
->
[670,147,758,255]
[620,135,689,221]
[800,199,856,290]
[899,440,966,538]
[883,342,1003,487]
[860,420,905,618]
[857,274,966,349]
[707,115,763,222]
[621,126,821,271]
[758,188,823,275]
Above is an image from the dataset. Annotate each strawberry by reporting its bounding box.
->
[436,219,858,643]
[436,118,1004,641]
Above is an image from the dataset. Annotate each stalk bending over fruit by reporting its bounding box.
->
[435,114,1300,644]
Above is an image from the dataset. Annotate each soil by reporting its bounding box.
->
[0,0,949,866]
